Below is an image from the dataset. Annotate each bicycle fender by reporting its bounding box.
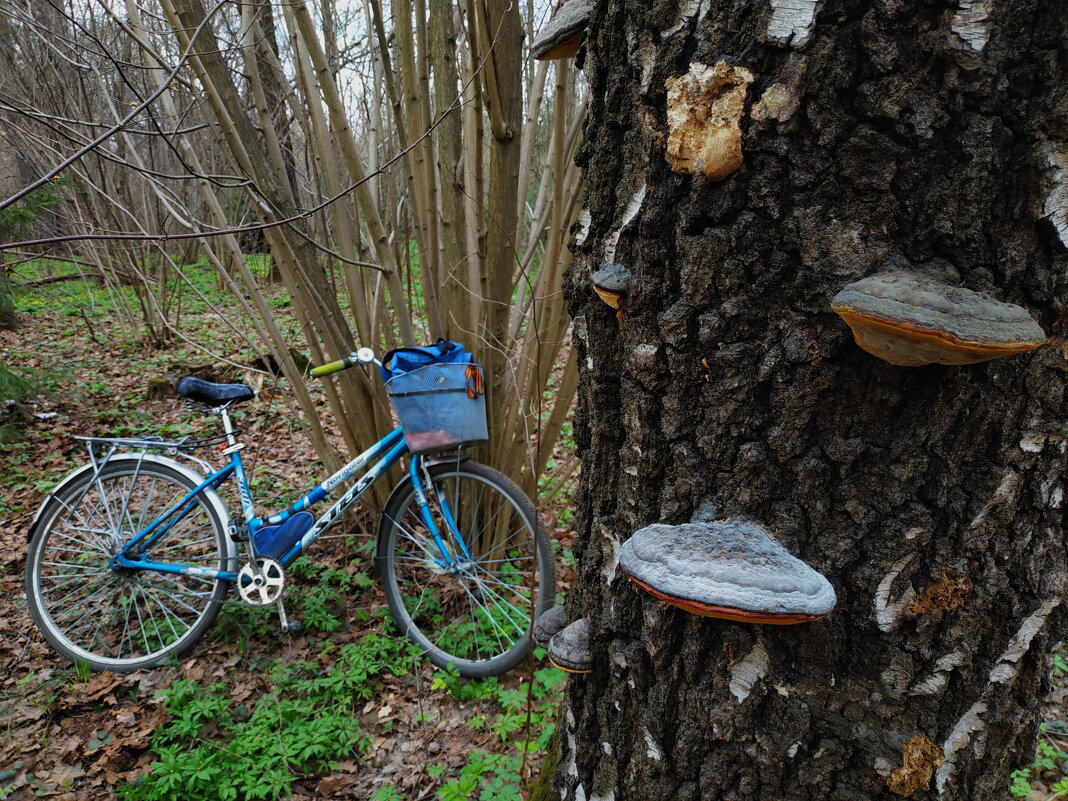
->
[26,455,238,566]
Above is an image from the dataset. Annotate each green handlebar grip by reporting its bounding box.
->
[311,357,353,377]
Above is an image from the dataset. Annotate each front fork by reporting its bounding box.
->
[409,455,472,572]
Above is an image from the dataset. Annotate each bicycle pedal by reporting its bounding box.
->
[275,598,302,635]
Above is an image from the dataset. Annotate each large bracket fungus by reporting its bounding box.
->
[548,618,594,673]
[590,262,635,316]
[619,516,836,624]
[531,0,593,61]
[665,60,754,181]
[831,256,1046,366]
[533,605,567,650]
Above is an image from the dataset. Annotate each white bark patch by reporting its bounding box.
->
[1051,485,1064,509]
[666,61,754,180]
[988,599,1061,684]
[729,640,770,703]
[787,743,801,758]
[602,742,613,755]
[911,649,968,696]
[874,757,896,778]
[602,534,621,585]
[574,209,592,246]
[950,0,992,52]
[602,182,646,264]
[969,469,1021,528]
[642,727,663,760]
[1044,146,1068,248]
[563,708,579,795]
[639,38,658,94]
[1020,434,1046,453]
[937,701,988,793]
[662,0,711,37]
[575,785,587,801]
[874,554,917,633]
[764,0,819,47]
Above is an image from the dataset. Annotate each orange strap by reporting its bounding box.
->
[465,364,484,399]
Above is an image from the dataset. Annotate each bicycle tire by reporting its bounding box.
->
[25,460,230,672]
[376,461,554,678]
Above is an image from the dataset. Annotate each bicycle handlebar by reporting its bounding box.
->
[311,347,377,378]
[311,357,355,377]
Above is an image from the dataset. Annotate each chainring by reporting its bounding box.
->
[237,558,285,606]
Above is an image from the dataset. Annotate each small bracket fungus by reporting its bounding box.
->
[548,618,594,673]
[831,256,1046,366]
[618,517,836,624]
[666,60,754,181]
[590,262,635,316]
[533,605,567,650]
[531,0,593,61]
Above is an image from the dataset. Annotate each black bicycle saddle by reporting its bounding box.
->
[176,376,255,407]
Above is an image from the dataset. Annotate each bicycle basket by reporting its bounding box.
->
[386,362,488,454]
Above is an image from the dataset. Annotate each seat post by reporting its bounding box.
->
[218,405,238,448]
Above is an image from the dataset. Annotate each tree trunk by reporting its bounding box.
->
[550,1,1068,800]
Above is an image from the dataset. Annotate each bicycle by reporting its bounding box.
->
[23,347,554,678]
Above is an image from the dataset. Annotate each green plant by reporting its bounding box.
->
[122,635,419,801]
[1008,722,1068,800]
[427,662,565,799]
[436,751,523,801]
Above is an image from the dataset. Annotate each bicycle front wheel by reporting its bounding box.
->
[376,461,554,677]
[25,459,231,672]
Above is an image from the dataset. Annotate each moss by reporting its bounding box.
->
[527,722,560,801]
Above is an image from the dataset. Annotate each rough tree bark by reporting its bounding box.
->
[550,1,1068,800]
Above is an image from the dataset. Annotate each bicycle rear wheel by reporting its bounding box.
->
[25,459,231,672]
[376,461,554,677]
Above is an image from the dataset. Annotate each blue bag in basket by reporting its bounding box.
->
[380,339,474,381]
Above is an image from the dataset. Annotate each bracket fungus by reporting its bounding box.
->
[831,257,1046,366]
[548,618,594,673]
[531,0,593,61]
[665,60,754,181]
[591,262,635,315]
[618,518,836,624]
[533,605,567,650]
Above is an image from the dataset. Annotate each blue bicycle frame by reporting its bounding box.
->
[111,409,473,583]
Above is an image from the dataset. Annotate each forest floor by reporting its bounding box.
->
[0,262,577,800]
